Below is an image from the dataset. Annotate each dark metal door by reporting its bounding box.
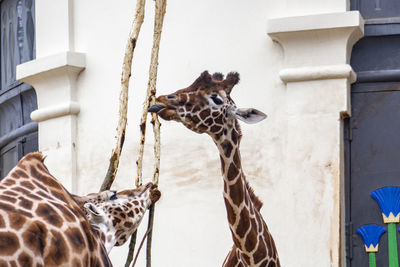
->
[347,0,400,265]
[0,0,37,179]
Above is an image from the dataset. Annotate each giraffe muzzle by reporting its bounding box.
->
[148,104,165,113]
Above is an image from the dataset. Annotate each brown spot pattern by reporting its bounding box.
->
[31,167,61,189]
[210,125,221,133]
[224,198,236,226]
[36,203,63,227]
[18,197,33,210]
[51,202,76,222]
[65,227,85,252]
[253,238,267,264]
[0,195,17,204]
[0,216,5,228]
[20,181,35,190]
[22,221,47,255]
[244,219,258,252]
[229,181,244,207]
[45,230,69,264]
[236,209,250,238]
[18,252,32,266]
[199,109,211,120]
[0,231,20,255]
[227,163,239,181]
[220,140,233,158]
[9,213,26,230]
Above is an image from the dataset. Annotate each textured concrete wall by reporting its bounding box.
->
[17,0,362,266]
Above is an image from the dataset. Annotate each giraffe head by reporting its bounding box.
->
[149,71,266,140]
[73,182,161,252]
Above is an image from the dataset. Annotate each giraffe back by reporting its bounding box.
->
[0,153,111,267]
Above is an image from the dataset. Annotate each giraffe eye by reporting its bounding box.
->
[110,192,118,200]
[211,95,223,105]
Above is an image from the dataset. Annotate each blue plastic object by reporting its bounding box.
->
[357,224,387,252]
[371,187,400,223]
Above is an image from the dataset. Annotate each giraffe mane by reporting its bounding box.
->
[245,181,263,211]
[22,152,46,163]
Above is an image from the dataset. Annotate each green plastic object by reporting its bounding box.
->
[369,252,376,267]
[356,224,386,267]
[388,223,399,267]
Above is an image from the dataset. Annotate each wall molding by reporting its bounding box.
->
[30,101,80,122]
[267,11,363,35]
[16,50,84,193]
[280,64,356,84]
[16,51,85,81]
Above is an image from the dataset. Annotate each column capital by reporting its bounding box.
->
[16,52,85,193]
[268,11,364,69]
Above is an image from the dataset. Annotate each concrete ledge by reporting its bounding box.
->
[31,101,80,122]
[267,11,364,35]
[17,51,86,81]
[280,64,356,83]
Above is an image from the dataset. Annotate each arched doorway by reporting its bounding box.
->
[0,0,37,179]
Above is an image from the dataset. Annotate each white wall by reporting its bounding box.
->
[17,0,362,266]
[73,1,287,266]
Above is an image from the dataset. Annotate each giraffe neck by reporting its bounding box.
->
[214,120,265,263]
[91,223,115,253]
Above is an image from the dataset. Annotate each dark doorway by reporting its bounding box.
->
[347,0,400,265]
[0,0,37,179]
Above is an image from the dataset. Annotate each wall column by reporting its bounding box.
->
[268,11,363,266]
[16,0,85,192]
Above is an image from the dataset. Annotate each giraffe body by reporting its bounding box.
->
[149,71,280,266]
[0,152,160,266]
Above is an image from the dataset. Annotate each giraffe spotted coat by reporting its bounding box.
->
[0,153,160,266]
[149,71,280,267]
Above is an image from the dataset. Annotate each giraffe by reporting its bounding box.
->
[149,71,280,267]
[0,152,161,267]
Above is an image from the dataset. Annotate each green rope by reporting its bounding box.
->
[388,223,399,267]
[369,252,376,267]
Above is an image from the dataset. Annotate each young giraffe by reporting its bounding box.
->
[0,152,160,267]
[149,71,280,267]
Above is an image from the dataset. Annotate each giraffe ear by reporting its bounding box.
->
[84,203,103,221]
[233,108,267,124]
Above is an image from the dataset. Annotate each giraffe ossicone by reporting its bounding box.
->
[0,152,160,266]
[150,71,280,267]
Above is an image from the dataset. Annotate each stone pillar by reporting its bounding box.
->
[268,11,363,266]
[16,0,85,192]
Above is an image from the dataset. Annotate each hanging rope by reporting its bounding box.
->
[100,0,146,192]
[129,0,167,266]
[136,0,166,188]
[94,0,165,264]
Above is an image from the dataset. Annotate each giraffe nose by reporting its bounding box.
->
[150,187,161,204]
[148,104,165,113]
